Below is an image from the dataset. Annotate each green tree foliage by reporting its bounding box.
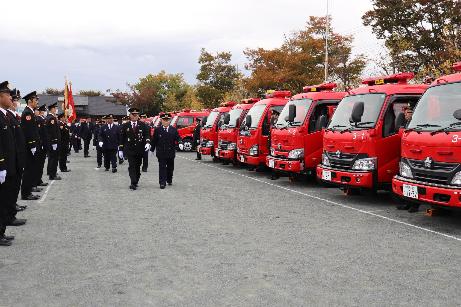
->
[78,90,103,96]
[244,16,366,93]
[363,0,461,78]
[196,49,241,108]
[42,88,64,95]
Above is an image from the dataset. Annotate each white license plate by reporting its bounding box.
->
[322,170,332,181]
[268,159,275,168]
[403,184,418,199]
[240,155,245,163]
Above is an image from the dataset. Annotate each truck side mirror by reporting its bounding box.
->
[288,105,296,122]
[223,113,230,125]
[245,115,252,128]
[350,101,365,123]
[454,109,461,121]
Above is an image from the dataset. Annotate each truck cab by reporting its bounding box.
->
[216,98,260,163]
[317,73,428,194]
[200,101,236,158]
[267,83,346,177]
[237,91,291,168]
[393,62,461,208]
[171,109,209,151]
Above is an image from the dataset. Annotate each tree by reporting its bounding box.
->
[42,88,64,95]
[196,49,241,108]
[244,16,366,93]
[363,0,461,78]
[78,90,103,96]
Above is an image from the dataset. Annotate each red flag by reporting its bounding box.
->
[68,82,77,122]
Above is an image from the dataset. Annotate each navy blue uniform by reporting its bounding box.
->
[20,106,40,198]
[59,121,70,171]
[80,122,92,157]
[35,115,48,185]
[93,124,103,167]
[120,121,150,186]
[46,114,61,179]
[98,123,120,170]
[151,125,180,185]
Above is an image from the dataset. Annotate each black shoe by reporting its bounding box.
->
[38,182,48,187]
[16,205,27,212]
[119,161,124,165]
[195,158,202,160]
[31,187,43,193]
[50,175,62,180]
[167,182,172,186]
[408,205,419,213]
[60,169,71,172]
[105,168,109,172]
[0,237,12,246]
[112,169,117,173]
[129,184,137,190]
[84,155,90,158]
[2,234,15,241]
[7,218,27,226]
[396,204,411,210]
[97,165,101,169]
[160,184,166,189]
[21,194,40,200]
[142,168,147,172]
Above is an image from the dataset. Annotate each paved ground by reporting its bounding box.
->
[1,149,461,306]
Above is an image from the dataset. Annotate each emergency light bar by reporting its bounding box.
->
[266,90,291,98]
[241,98,260,104]
[362,72,414,86]
[453,62,461,72]
[303,82,337,92]
[220,101,236,107]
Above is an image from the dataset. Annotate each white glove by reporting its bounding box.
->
[178,143,184,151]
[31,147,37,155]
[145,143,151,151]
[99,142,103,147]
[118,151,124,160]
[0,170,6,184]
[52,144,58,151]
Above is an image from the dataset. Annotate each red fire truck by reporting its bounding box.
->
[237,91,291,169]
[316,73,428,194]
[171,109,209,151]
[392,62,461,209]
[267,83,346,178]
[200,101,236,159]
[216,98,260,163]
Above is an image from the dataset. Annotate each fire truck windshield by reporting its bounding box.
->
[227,109,244,128]
[246,104,267,129]
[276,98,313,128]
[204,111,219,128]
[408,82,461,132]
[328,93,386,131]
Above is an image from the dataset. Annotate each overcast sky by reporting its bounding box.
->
[1,0,382,94]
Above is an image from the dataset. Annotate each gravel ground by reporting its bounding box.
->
[1,150,461,307]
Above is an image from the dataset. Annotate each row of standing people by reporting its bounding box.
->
[0,82,71,246]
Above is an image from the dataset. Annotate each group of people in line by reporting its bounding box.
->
[0,80,181,247]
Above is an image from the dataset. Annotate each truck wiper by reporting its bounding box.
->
[340,122,374,134]
[329,124,346,131]
[289,121,302,127]
[430,122,461,135]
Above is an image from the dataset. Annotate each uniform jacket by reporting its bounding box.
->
[98,123,120,150]
[46,114,61,149]
[59,121,70,147]
[193,124,201,144]
[20,106,40,151]
[120,121,150,156]
[79,122,92,140]
[151,125,180,159]
[93,124,101,146]
[0,110,17,176]
[36,115,48,150]
[7,110,26,171]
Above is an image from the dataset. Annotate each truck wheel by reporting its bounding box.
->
[182,139,193,152]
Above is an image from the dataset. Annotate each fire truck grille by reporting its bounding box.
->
[219,141,229,150]
[413,173,450,185]
[407,159,460,185]
[408,159,458,172]
[326,152,358,170]
[201,140,208,147]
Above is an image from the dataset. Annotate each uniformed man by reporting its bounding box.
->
[93,117,103,168]
[58,113,70,172]
[119,108,151,190]
[80,118,92,157]
[70,121,80,153]
[7,89,27,217]
[0,81,18,245]
[98,114,120,173]
[46,102,61,180]
[20,91,42,200]
[140,114,149,172]
[193,118,202,160]
[151,112,181,189]
[35,104,48,189]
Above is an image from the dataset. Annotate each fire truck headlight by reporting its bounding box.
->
[399,161,413,179]
[322,153,330,167]
[227,143,236,150]
[352,157,377,171]
[206,141,214,148]
[288,148,304,159]
[249,145,259,156]
[451,172,461,185]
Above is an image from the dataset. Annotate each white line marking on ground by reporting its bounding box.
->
[37,180,55,204]
[179,155,461,243]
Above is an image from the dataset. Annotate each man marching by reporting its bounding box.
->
[151,112,180,189]
[98,114,120,173]
[119,108,151,190]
